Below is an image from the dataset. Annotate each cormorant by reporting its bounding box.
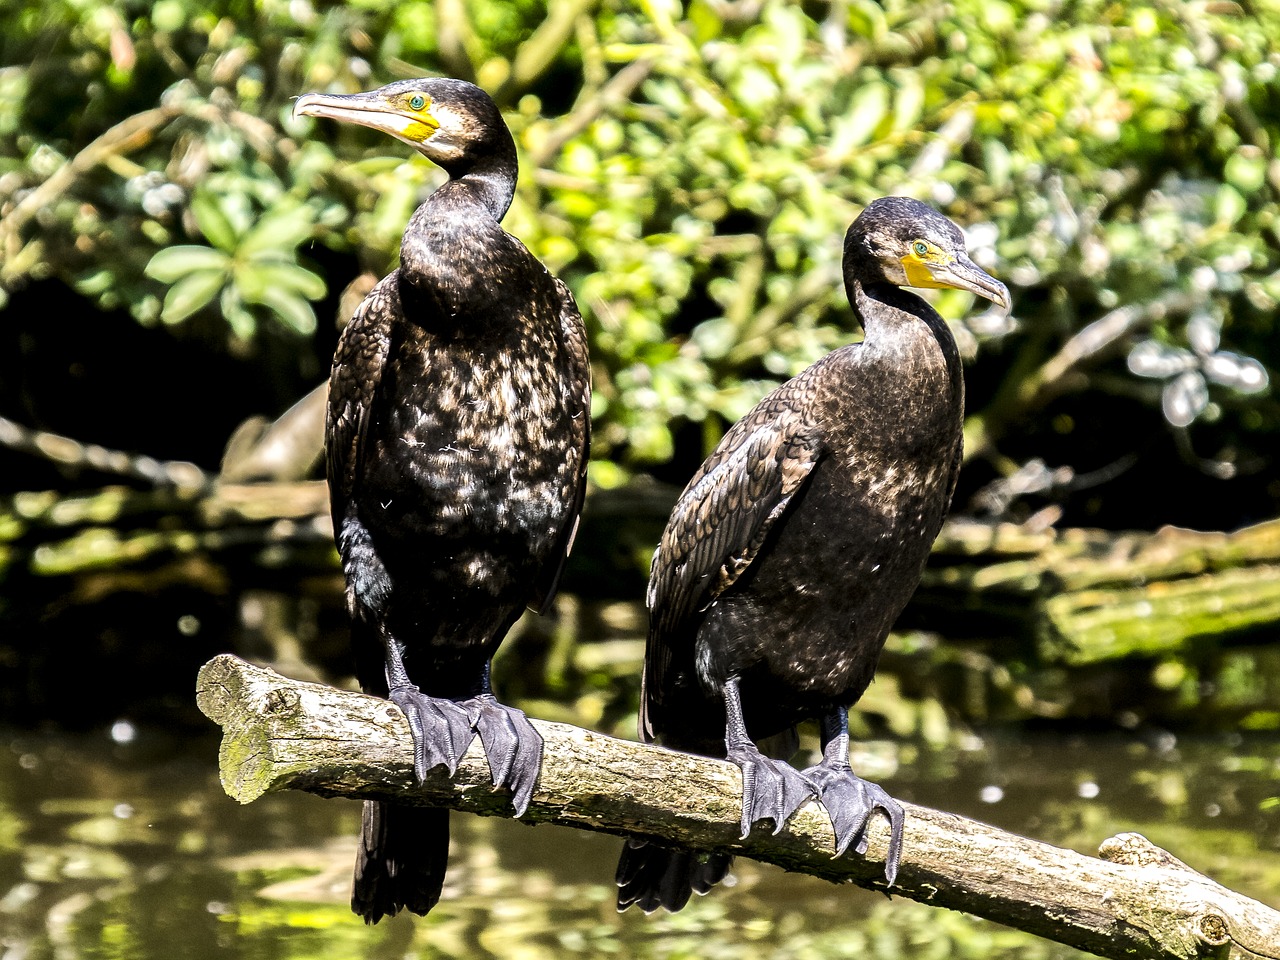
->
[616,197,1009,912]
[293,78,591,922]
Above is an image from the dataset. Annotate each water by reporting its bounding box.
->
[2,723,1277,959]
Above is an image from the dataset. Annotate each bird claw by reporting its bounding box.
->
[387,684,475,782]
[462,694,543,816]
[803,760,905,885]
[726,743,819,839]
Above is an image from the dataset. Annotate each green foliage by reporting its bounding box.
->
[144,189,325,337]
[2,0,1278,505]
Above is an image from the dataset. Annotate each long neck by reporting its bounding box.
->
[396,147,521,325]
[433,127,519,222]
[850,278,956,353]
[848,277,964,410]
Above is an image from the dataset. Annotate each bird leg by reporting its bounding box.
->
[722,677,819,838]
[380,628,476,783]
[802,708,904,885]
[460,662,543,816]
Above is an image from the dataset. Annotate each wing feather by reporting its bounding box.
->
[325,274,398,534]
[640,376,825,740]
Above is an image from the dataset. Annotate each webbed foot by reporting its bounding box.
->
[387,684,476,783]
[803,758,904,885]
[462,694,543,816]
[726,740,819,838]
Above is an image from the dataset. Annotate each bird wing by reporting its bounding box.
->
[529,277,593,614]
[325,273,398,534]
[640,378,825,741]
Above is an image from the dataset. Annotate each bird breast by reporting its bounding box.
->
[364,329,580,557]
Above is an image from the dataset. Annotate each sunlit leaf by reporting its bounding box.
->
[891,71,924,133]
[1128,340,1195,379]
[251,287,318,335]
[828,82,889,157]
[190,190,240,252]
[221,286,257,340]
[1186,311,1221,356]
[239,202,317,258]
[1224,149,1267,193]
[1162,370,1209,427]
[159,269,224,324]
[1214,184,1247,226]
[1203,352,1270,393]
[145,245,231,283]
[235,260,326,301]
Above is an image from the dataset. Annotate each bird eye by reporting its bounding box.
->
[409,95,426,111]
[912,240,929,257]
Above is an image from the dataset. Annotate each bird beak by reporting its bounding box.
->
[292,90,440,145]
[929,254,1011,313]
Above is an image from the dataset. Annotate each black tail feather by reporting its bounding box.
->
[352,801,449,923]
[615,838,732,913]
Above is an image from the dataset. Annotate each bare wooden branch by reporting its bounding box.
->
[0,413,210,489]
[196,654,1280,960]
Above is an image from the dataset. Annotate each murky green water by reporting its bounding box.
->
[2,722,1277,959]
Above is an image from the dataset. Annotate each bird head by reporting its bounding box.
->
[292,77,511,176]
[844,196,1011,312]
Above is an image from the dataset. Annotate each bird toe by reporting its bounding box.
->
[467,696,544,815]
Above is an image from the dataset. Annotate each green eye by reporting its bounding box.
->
[912,240,929,257]
[409,95,426,111]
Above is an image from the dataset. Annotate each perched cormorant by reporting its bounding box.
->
[616,197,1009,912]
[293,78,591,922]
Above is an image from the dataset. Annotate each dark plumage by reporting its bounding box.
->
[293,78,591,922]
[617,197,1009,913]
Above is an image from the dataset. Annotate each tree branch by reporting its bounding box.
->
[196,654,1279,960]
[0,103,184,281]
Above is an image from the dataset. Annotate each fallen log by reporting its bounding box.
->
[8,480,1280,668]
[196,654,1280,960]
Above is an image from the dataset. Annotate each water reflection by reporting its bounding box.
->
[2,728,1277,959]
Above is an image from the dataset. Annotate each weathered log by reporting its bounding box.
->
[7,478,1280,666]
[196,654,1280,960]
[919,518,1280,664]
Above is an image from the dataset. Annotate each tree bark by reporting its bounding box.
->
[196,654,1280,960]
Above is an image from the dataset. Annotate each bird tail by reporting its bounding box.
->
[615,837,733,913]
[352,801,449,923]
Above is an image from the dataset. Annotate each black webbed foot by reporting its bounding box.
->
[725,740,819,839]
[803,758,905,885]
[387,683,476,783]
[719,676,817,838]
[462,694,543,816]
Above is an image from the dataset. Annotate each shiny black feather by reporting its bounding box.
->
[315,78,591,922]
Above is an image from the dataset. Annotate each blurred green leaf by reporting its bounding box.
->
[239,202,317,259]
[159,269,225,324]
[190,190,241,252]
[145,246,231,283]
[250,287,318,335]
[243,261,327,300]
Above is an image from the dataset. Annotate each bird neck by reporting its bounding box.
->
[850,279,953,345]
[845,278,966,456]
[396,155,522,327]
[438,162,516,221]
[432,129,519,222]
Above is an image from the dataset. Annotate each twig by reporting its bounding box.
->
[197,654,1280,960]
[531,58,654,166]
[1023,290,1197,407]
[0,104,183,277]
[0,413,210,489]
[498,0,604,105]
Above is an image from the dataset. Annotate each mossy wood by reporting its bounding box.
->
[197,654,1279,960]
[8,479,1280,665]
